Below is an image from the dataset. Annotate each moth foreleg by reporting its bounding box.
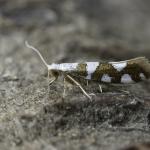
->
[66,75,92,100]
[48,70,59,86]
[49,78,57,85]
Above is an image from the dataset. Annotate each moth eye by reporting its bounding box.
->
[48,70,59,78]
[52,70,59,77]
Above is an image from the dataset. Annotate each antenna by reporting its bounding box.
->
[25,41,48,68]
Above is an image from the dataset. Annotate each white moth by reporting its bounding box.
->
[25,41,150,100]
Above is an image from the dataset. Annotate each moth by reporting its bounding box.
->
[25,41,150,100]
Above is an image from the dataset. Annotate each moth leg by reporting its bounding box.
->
[63,77,67,98]
[99,84,103,93]
[47,71,58,93]
[47,77,56,94]
[62,75,74,98]
[48,70,59,86]
[86,80,89,86]
[66,75,92,100]
[49,78,57,85]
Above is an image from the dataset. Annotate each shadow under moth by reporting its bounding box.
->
[25,41,150,100]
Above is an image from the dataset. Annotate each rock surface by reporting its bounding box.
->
[0,0,150,150]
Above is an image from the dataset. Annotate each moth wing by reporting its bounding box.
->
[126,57,150,75]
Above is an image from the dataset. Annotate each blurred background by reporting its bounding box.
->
[1,0,150,64]
[0,1,150,150]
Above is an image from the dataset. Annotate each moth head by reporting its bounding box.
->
[48,69,60,79]
[48,64,62,78]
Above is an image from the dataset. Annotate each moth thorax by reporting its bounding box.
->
[48,63,60,70]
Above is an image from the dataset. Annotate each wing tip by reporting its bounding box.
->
[131,57,150,76]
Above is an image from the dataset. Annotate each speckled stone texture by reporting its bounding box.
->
[0,0,150,150]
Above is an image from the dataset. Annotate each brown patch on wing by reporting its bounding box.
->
[91,63,122,83]
[64,63,87,79]
[91,57,150,83]
[121,64,142,82]
[122,57,150,82]
[127,57,150,75]
[76,63,87,77]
